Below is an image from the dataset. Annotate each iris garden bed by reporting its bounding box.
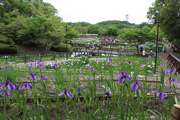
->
[0,56,179,119]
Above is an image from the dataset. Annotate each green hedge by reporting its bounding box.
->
[51,43,71,52]
[0,43,17,54]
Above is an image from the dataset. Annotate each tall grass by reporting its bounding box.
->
[0,55,175,119]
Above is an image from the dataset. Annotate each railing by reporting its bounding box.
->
[173,43,180,53]
[167,53,180,73]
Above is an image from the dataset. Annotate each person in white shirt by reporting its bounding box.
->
[142,49,145,57]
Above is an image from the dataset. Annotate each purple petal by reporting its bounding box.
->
[138,82,144,88]
[175,80,180,83]
[152,90,158,95]
[0,91,3,97]
[58,91,64,98]
[0,83,5,89]
[37,78,41,82]
[118,77,125,84]
[165,70,169,74]
[19,85,25,90]
[157,92,166,101]
[42,76,47,80]
[131,82,138,92]
[27,84,33,89]
[7,83,15,91]
[175,72,179,76]
[169,79,174,84]
[105,91,111,96]
[28,66,32,70]
[14,84,19,90]
[5,90,10,97]
[77,86,81,95]
[37,64,40,68]
[67,91,74,99]
[4,67,9,71]
[117,72,122,77]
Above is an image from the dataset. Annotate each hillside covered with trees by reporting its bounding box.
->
[0,0,179,54]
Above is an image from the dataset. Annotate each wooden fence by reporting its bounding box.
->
[167,53,180,73]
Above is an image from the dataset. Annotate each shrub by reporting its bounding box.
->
[0,43,17,54]
[51,43,71,52]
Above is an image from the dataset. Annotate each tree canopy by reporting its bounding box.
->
[0,0,79,52]
[147,0,180,45]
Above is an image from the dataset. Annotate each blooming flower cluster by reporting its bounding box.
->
[166,67,178,76]
[0,80,33,97]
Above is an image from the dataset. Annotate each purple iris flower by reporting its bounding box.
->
[107,58,113,63]
[27,73,37,80]
[119,62,124,65]
[58,88,73,99]
[28,66,32,70]
[52,63,59,68]
[19,81,33,90]
[131,80,144,92]
[165,68,174,75]
[170,78,179,84]
[37,60,44,64]
[0,89,10,97]
[28,58,35,62]
[90,66,95,71]
[143,58,148,61]
[105,91,111,97]
[37,75,47,82]
[0,80,15,91]
[152,89,167,101]
[128,61,131,65]
[37,60,45,68]
[78,86,81,95]
[117,71,131,84]
[2,66,8,71]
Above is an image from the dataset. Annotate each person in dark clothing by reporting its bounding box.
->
[140,46,143,53]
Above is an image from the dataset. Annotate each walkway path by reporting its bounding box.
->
[158,44,173,60]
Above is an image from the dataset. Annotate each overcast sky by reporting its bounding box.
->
[43,0,155,24]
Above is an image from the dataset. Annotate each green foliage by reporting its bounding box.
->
[87,25,102,34]
[0,0,67,53]
[64,24,79,39]
[67,22,91,27]
[73,25,87,34]
[51,43,72,52]
[105,26,119,36]
[147,0,180,43]
[79,56,89,64]
[0,43,17,54]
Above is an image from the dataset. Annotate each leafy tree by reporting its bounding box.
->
[64,24,79,40]
[73,25,87,34]
[106,26,119,36]
[87,25,101,34]
[119,28,151,54]
[0,0,68,52]
[147,0,180,45]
